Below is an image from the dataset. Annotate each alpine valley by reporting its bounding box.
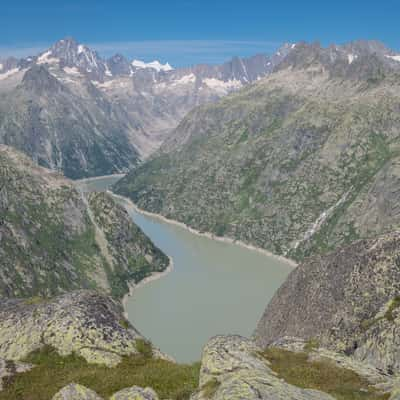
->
[2,35,400,400]
[0,38,290,178]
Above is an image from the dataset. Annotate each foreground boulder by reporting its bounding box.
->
[0,290,166,367]
[254,231,400,374]
[190,335,335,400]
[52,383,103,400]
[51,384,159,400]
[110,386,159,400]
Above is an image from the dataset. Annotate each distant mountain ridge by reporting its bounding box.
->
[0,37,293,178]
[1,38,400,179]
[0,37,289,84]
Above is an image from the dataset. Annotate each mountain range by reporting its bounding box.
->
[0,37,293,178]
[2,37,400,400]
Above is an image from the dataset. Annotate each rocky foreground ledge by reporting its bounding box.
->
[0,290,167,368]
[47,334,399,400]
[0,288,399,399]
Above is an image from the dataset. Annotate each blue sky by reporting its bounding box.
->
[1,0,399,66]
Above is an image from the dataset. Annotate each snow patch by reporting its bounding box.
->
[93,79,130,90]
[77,45,85,54]
[0,67,19,80]
[131,59,173,72]
[203,78,242,94]
[170,73,196,86]
[63,66,83,76]
[0,64,3,72]
[291,43,296,49]
[104,64,113,77]
[347,53,357,64]
[37,50,59,65]
[386,55,400,62]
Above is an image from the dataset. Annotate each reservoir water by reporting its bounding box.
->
[77,175,293,363]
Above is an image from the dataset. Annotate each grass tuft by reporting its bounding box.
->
[384,296,400,322]
[262,347,389,400]
[304,338,320,352]
[135,338,153,358]
[200,378,220,398]
[0,345,200,400]
[119,318,130,329]
[24,296,48,305]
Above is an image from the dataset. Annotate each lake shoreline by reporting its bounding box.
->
[110,191,298,269]
[122,256,174,319]
[75,173,126,184]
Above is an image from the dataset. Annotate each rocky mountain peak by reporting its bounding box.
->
[35,37,107,80]
[107,53,132,76]
[21,64,65,94]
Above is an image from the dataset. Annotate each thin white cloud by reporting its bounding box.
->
[0,39,282,66]
[90,40,281,64]
[0,44,48,59]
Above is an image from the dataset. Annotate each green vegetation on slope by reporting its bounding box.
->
[115,68,400,262]
[0,146,169,299]
[0,346,200,400]
[262,348,389,400]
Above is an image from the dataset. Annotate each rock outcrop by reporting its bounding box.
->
[190,335,335,400]
[110,386,159,400]
[52,384,103,400]
[0,145,169,299]
[254,231,400,374]
[0,290,166,367]
[51,384,159,400]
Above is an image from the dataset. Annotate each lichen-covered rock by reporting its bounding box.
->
[0,358,32,391]
[0,290,165,366]
[255,231,400,374]
[0,145,169,299]
[52,383,103,400]
[191,335,335,400]
[389,381,400,400]
[110,386,159,400]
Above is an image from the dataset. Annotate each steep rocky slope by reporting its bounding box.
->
[115,41,400,261]
[0,145,168,298]
[255,230,400,375]
[0,65,141,179]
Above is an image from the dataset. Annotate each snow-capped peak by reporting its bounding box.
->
[77,45,85,54]
[131,59,173,72]
[386,54,400,62]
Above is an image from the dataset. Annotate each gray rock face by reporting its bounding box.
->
[110,386,159,400]
[254,231,400,374]
[52,383,103,400]
[0,66,140,179]
[0,290,165,367]
[51,384,160,400]
[191,335,335,400]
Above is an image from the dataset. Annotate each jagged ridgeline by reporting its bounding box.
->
[0,37,291,179]
[0,145,168,298]
[114,41,400,261]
